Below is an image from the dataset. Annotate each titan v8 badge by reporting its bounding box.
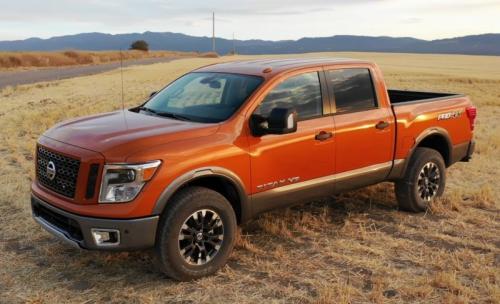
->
[438,111,462,120]
[257,176,301,190]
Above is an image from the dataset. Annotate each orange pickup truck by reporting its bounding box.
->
[31,58,476,280]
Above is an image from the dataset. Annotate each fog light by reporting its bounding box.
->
[91,229,120,246]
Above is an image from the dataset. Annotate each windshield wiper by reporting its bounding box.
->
[138,106,159,115]
[155,111,192,121]
[138,107,191,121]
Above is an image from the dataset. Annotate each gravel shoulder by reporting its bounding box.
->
[0,56,183,89]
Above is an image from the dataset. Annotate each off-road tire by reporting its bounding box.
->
[155,186,237,281]
[395,147,446,212]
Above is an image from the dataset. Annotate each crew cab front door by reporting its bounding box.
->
[247,69,335,213]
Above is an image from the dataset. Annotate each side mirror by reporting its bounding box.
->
[149,91,157,98]
[250,108,298,136]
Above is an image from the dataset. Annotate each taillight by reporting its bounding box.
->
[466,106,477,131]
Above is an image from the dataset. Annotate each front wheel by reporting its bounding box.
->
[395,147,446,212]
[155,186,237,281]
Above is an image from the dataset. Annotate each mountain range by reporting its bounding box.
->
[0,32,499,56]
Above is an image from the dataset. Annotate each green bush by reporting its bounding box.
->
[130,40,149,51]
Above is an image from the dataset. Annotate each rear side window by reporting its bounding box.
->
[326,69,377,113]
[254,72,322,120]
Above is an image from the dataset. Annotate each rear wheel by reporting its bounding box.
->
[155,186,237,281]
[395,147,446,212]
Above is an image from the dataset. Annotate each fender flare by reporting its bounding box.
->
[151,167,251,223]
[393,127,452,179]
[413,127,452,163]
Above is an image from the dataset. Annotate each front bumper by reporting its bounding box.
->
[31,194,159,250]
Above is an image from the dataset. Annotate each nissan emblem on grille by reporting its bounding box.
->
[46,161,56,181]
[36,146,80,198]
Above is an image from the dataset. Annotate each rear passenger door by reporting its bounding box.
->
[325,68,395,187]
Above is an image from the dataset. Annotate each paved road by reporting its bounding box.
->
[0,56,181,89]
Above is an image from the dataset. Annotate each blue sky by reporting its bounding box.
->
[0,0,498,41]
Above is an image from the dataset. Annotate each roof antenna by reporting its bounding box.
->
[120,48,125,111]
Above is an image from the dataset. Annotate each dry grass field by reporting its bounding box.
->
[0,50,217,70]
[0,52,499,303]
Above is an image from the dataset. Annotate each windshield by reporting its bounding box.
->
[142,72,263,123]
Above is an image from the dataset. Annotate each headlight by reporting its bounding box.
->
[99,160,161,203]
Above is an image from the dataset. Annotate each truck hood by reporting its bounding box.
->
[43,110,219,160]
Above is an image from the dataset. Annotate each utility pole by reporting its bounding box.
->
[212,12,216,53]
[232,32,236,55]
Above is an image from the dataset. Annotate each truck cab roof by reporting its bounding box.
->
[195,57,371,77]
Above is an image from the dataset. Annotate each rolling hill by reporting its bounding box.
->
[0,32,499,56]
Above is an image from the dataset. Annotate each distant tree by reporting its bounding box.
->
[129,40,149,51]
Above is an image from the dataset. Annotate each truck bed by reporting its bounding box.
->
[388,90,461,105]
[389,89,473,163]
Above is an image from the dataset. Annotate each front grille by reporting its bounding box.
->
[37,146,80,198]
[32,200,83,241]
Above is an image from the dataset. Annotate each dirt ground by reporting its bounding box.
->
[0,52,498,303]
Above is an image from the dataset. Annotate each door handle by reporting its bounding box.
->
[315,131,333,141]
[375,121,390,130]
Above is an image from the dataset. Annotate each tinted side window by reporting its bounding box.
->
[255,72,322,120]
[326,69,377,113]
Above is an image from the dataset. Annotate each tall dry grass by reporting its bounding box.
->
[0,50,216,70]
[0,52,499,303]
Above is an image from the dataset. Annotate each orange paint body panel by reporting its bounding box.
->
[393,96,474,160]
[31,58,475,221]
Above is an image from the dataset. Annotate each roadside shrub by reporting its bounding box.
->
[130,40,149,51]
[63,50,79,59]
[7,56,22,67]
[199,52,219,58]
